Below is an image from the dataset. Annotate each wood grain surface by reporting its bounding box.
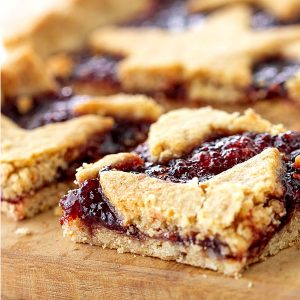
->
[2,210,300,300]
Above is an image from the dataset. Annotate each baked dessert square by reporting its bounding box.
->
[1,114,111,220]
[60,107,300,275]
[1,94,162,220]
[87,4,300,104]
[2,0,300,130]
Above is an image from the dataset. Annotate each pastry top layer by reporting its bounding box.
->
[90,5,300,101]
[3,0,151,57]
[1,115,112,163]
[188,0,300,20]
[1,115,113,199]
[148,107,285,162]
[2,46,58,98]
[74,94,164,122]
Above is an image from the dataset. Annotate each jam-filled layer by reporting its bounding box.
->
[250,57,300,101]
[2,91,151,151]
[131,132,300,183]
[1,131,106,204]
[127,0,205,30]
[2,91,152,204]
[59,53,122,91]
[62,55,300,103]
[57,0,205,90]
[1,119,150,205]
[60,177,229,257]
[56,0,300,102]
[251,9,300,28]
[60,131,300,257]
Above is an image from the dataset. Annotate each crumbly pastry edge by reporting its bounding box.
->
[61,209,300,276]
[73,94,164,122]
[2,181,75,221]
[93,148,286,255]
[1,115,113,200]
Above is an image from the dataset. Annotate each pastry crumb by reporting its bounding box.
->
[234,273,242,280]
[202,274,207,278]
[15,227,32,236]
[248,282,253,288]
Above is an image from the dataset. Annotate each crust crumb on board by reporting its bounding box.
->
[248,282,253,288]
[15,227,32,236]
[234,273,242,280]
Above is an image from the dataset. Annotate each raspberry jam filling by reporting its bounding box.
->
[251,9,300,28]
[127,0,205,30]
[2,90,151,151]
[63,56,300,104]
[60,178,125,231]
[60,131,300,256]
[130,132,299,184]
[2,90,151,205]
[59,53,122,91]
[250,57,300,101]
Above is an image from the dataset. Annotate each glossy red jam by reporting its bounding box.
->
[3,90,151,154]
[60,178,124,231]
[61,53,122,91]
[250,58,300,101]
[133,131,300,183]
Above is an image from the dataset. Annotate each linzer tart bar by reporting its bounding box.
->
[1,94,162,220]
[88,5,300,104]
[60,107,300,276]
[2,0,151,57]
[3,0,300,104]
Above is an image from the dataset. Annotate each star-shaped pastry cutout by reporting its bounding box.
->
[1,114,112,220]
[188,0,300,21]
[1,114,113,200]
[90,5,300,103]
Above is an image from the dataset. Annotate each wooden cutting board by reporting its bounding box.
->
[2,210,300,300]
